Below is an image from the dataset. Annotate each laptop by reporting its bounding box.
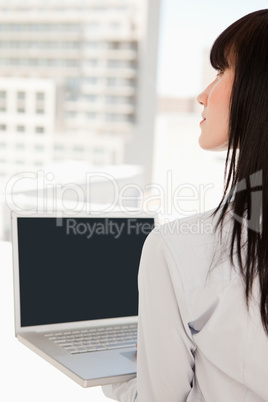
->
[11,210,155,387]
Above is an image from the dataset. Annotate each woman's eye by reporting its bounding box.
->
[216,69,224,77]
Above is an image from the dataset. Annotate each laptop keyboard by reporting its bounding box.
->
[44,324,137,354]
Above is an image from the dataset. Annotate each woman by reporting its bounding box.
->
[103,9,268,401]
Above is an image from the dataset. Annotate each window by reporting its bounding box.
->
[66,111,77,119]
[87,23,100,33]
[36,107,44,114]
[85,95,98,103]
[0,24,10,31]
[106,41,120,50]
[36,92,45,101]
[121,42,137,50]
[110,22,120,31]
[85,59,98,67]
[106,77,129,86]
[54,144,65,151]
[107,60,120,68]
[35,126,45,134]
[66,60,79,67]
[106,114,118,122]
[17,58,27,66]
[106,96,125,104]
[34,145,44,151]
[73,146,84,152]
[87,112,97,120]
[29,59,37,66]
[86,77,99,85]
[86,41,99,49]
[17,91,25,100]
[17,91,26,113]
[16,125,25,132]
[65,77,80,100]
[105,113,132,123]
[16,143,25,149]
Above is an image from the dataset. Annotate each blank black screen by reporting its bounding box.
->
[18,217,154,327]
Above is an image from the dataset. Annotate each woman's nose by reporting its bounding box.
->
[197,88,208,106]
[197,78,217,107]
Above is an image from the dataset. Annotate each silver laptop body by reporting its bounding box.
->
[11,210,155,387]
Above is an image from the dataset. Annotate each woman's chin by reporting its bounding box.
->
[198,136,228,152]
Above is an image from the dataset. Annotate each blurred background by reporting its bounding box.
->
[1,0,267,400]
[0,0,268,236]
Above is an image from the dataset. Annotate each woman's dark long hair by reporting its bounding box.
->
[211,9,268,333]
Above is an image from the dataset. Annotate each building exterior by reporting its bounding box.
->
[0,76,126,182]
[0,0,160,185]
[0,77,55,180]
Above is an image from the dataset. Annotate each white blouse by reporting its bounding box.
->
[102,209,268,401]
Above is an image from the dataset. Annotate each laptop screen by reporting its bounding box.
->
[17,216,154,327]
